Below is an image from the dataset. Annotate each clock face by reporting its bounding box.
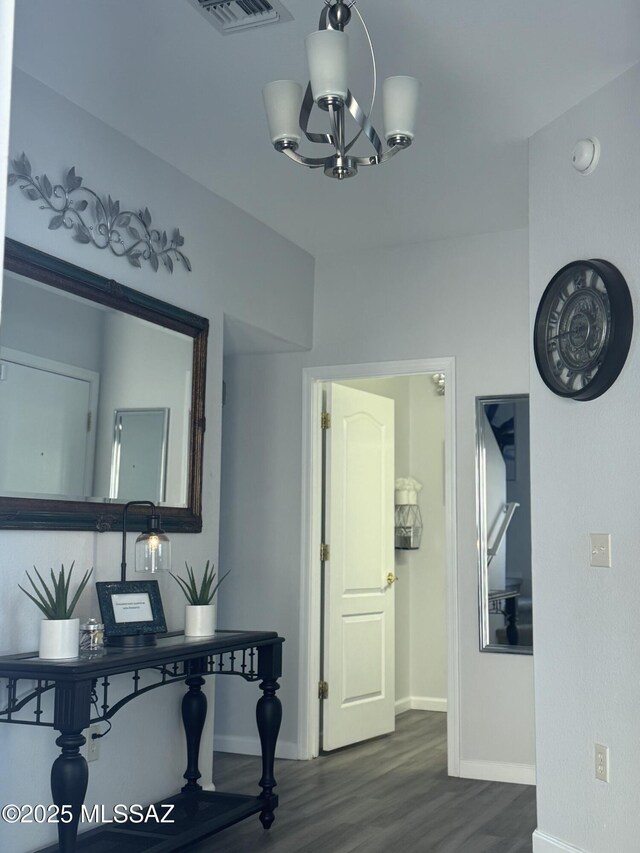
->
[534,260,633,401]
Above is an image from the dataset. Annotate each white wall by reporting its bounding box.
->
[1,70,313,852]
[408,375,447,709]
[1,272,104,371]
[0,0,15,283]
[93,312,192,505]
[530,62,640,853]
[217,227,535,779]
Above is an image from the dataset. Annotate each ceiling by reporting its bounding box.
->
[11,0,640,258]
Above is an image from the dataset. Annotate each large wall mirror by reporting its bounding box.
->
[0,239,208,532]
[476,394,532,654]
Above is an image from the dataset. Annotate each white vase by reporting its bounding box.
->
[39,618,80,660]
[184,604,216,638]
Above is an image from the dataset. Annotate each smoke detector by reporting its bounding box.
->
[187,0,293,35]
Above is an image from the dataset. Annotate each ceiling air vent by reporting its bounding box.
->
[187,0,293,35]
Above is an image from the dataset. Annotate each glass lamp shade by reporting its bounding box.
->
[305,29,349,103]
[383,75,419,141]
[262,80,303,145]
[135,521,171,574]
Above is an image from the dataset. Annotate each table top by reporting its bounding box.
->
[0,629,283,680]
[488,588,521,602]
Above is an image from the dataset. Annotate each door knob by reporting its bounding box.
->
[386,572,398,585]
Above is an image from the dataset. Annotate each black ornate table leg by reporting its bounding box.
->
[505,598,519,646]
[51,680,92,852]
[182,661,207,792]
[256,644,282,829]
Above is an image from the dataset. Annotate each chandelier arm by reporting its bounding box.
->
[344,91,384,157]
[280,147,331,169]
[349,140,412,168]
[341,4,377,153]
[299,83,336,146]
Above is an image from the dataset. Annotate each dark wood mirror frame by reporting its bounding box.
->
[0,238,208,532]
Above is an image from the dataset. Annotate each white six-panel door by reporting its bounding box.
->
[322,383,395,751]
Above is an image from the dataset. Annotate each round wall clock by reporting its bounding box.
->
[533,259,633,401]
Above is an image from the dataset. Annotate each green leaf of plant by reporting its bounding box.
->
[18,586,52,619]
[67,567,93,618]
[31,567,57,613]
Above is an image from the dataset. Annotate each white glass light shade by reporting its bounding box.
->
[383,76,419,141]
[305,29,349,103]
[135,529,171,574]
[262,80,303,145]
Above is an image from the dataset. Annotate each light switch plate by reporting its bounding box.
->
[590,533,611,568]
[595,743,609,782]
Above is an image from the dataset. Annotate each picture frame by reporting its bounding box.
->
[96,580,167,640]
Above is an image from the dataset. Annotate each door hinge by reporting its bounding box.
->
[321,411,331,430]
[320,543,330,562]
[318,680,329,700]
[86,411,92,432]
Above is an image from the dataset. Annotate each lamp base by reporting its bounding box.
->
[106,633,157,648]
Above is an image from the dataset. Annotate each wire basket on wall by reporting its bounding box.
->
[394,504,423,550]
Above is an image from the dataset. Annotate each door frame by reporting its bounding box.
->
[299,357,460,774]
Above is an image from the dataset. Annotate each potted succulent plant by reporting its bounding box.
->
[170,560,229,637]
[19,562,93,660]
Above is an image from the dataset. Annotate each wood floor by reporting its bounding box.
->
[192,711,537,853]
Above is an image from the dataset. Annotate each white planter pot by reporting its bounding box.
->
[39,618,80,660]
[184,604,216,638]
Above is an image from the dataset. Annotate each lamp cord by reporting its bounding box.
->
[90,686,112,739]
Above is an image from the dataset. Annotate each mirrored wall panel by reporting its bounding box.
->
[476,395,532,654]
[0,239,208,531]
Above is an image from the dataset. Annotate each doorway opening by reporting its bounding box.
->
[299,358,459,775]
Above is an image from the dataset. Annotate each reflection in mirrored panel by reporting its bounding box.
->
[110,409,170,503]
[0,239,207,532]
[476,395,532,654]
[0,272,190,506]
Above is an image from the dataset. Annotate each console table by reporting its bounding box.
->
[0,629,283,852]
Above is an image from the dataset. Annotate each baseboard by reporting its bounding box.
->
[213,734,299,760]
[532,829,586,852]
[395,696,447,715]
[459,759,536,786]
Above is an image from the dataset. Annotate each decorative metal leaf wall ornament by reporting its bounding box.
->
[7,154,191,274]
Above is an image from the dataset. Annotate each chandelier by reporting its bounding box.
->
[262,0,419,180]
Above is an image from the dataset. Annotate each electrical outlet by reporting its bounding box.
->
[87,725,100,762]
[590,533,611,568]
[595,743,609,782]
